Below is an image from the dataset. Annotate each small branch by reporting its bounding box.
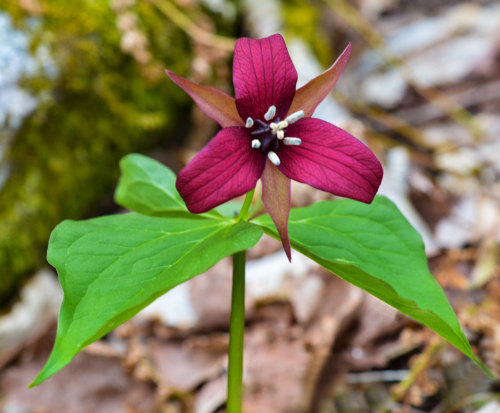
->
[332,89,430,149]
[390,337,446,404]
[151,0,236,51]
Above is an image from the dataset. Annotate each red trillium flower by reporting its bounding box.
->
[167,34,383,260]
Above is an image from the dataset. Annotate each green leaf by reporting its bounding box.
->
[215,201,243,218]
[114,154,225,220]
[32,213,262,386]
[255,196,492,376]
[114,153,187,216]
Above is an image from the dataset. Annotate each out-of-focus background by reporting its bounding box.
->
[1,0,499,412]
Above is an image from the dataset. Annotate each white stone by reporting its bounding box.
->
[0,270,62,358]
[139,281,198,328]
[361,69,407,109]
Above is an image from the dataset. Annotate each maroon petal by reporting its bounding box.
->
[166,70,244,128]
[233,34,298,122]
[288,43,351,117]
[176,127,265,213]
[278,118,383,203]
[261,161,292,261]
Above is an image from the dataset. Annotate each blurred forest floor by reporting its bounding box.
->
[1,0,500,412]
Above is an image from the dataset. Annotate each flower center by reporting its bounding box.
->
[245,105,304,166]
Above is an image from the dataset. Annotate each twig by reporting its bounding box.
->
[346,369,409,384]
[150,0,236,51]
[332,90,430,149]
[390,337,446,405]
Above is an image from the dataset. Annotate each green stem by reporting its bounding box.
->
[248,197,264,219]
[237,189,255,221]
[227,250,246,413]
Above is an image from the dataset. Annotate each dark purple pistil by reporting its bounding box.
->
[250,119,281,152]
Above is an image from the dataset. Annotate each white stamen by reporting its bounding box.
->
[251,139,261,149]
[270,121,288,134]
[277,120,288,129]
[245,117,254,128]
[283,137,302,146]
[285,110,305,124]
[264,105,276,121]
[267,151,280,166]
[277,130,284,140]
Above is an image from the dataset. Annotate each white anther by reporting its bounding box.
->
[285,110,305,125]
[264,105,276,121]
[277,130,284,140]
[267,151,280,166]
[245,117,254,128]
[283,137,302,146]
[270,121,288,134]
[251,139,261,149]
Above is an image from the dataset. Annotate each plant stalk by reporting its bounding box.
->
[237,189,255,221]
[227,250,246,413]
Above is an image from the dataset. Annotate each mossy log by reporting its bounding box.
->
[0,0,236,304]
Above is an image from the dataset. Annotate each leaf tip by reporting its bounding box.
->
[473,357,496,378]
[29,367,50,388]
[28,343,72,388]
[28,379,39,388]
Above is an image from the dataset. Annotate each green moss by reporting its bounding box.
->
[0,1,236,303]
[283,0,333,67]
